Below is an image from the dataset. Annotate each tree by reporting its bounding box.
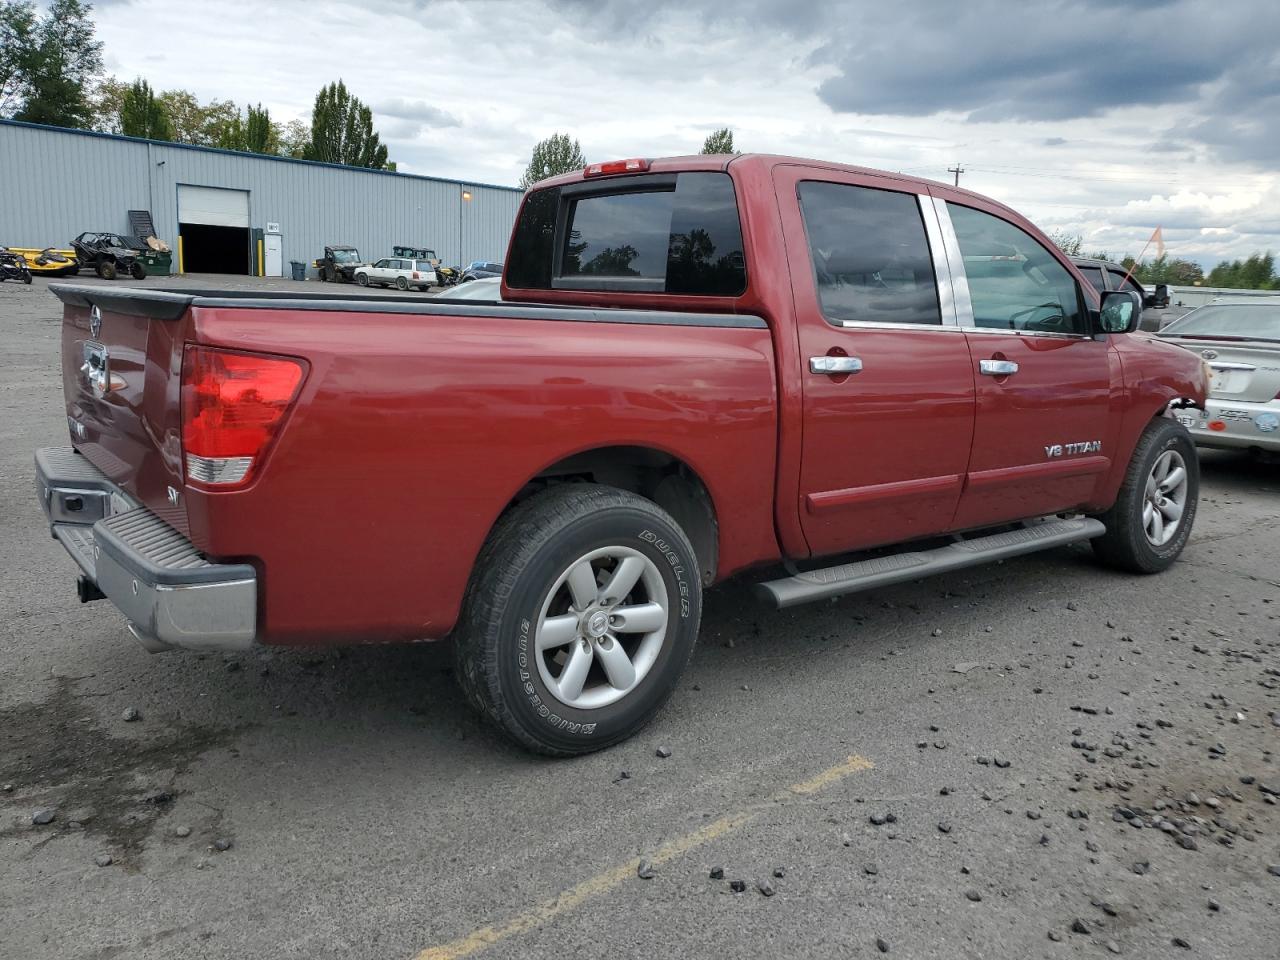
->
[0,0,37,116]
[304,80,389,169]
[1207,253,1277,290]
[279,118,310,158]
[1047,230,1084,257]
[119,78,172,140]
[219,102,277,154]
[10,0,103,128]
[243,103,274,154]
[701,127,735,154]
[88,75,129,132]
[158,89,238,146]
[520,132,586,189]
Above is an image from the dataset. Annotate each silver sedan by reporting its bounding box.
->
[1158,299,1280,454]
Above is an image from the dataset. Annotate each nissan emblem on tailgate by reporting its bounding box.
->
[89,305,102,339]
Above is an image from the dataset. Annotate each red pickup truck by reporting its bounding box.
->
[37,154,1208,754]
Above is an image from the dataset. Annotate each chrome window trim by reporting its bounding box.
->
[930,197,974,327]
[919,194,959,327]
[959,325,1094,342]
[839,318,964,333]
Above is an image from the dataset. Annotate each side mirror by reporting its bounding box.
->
[1151,283,1170,308]
[1098,289,1141,334]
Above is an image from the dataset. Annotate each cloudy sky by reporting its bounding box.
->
[93,0,1279,268]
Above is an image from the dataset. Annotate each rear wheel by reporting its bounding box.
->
[96,260,117,281]
[395,276,409,291]
[1092,417,1198,573]
[129,261,146,280]
[454,484,702,756]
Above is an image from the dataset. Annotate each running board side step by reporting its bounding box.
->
[755,518,1106,609]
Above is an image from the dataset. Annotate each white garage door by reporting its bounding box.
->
[178,185,250,228]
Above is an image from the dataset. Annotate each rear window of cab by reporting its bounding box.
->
[506,171,747,297]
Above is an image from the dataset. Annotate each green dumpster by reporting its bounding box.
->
[139,251,172,276]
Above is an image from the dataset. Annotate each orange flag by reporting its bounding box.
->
[1150,227,1165,259]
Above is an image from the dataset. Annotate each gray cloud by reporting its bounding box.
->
[553,0,1279,165]
[371,97,461,131]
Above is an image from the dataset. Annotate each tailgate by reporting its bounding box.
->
[53,285,195,534]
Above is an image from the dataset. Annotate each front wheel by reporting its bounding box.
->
[96,260,117,281]
[129,261,146,280]
[395,276,409,290]
[1092,417,1198,573]
[355,272,369,286]
[454,484,702,756]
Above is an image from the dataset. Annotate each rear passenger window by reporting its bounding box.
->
[506,172,747,296]
[1078,266,1106,294]
[947,203,1085,335]
[797,181,941,326]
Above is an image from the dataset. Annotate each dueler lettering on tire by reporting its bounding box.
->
[453,484,702,756]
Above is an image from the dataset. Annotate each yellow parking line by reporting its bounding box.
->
[413,754,875,960]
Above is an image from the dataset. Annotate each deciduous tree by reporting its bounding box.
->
[700,127,735,154]
[520,133,586,189]
[119,78,173,140]
[10,0,103,128]
[304,80,389,169]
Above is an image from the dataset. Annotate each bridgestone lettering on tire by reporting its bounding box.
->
[1092,417,1199,574]
[454,484,702,756]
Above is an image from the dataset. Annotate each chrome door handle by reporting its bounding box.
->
[979,359,1018,376]
[810,356,863,375]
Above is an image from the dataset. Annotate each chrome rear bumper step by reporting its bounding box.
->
[755,518,1107,609]
[35,446,258,652]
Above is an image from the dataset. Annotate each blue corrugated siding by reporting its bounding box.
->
[0,121,523,273]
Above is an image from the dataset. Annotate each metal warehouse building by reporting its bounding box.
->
[0,120,523,277]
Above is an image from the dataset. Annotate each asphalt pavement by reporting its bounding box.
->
[3,274,1279,960]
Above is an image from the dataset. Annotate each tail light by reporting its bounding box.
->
[584,158,650,177]
[181,345,305,488]
[412,271,421,279]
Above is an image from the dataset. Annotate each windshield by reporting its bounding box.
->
[332,249,360,264]
[1161,303,1280,340]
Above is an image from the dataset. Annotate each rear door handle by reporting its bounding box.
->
[979,359,1019,376]
[810,356,863,375]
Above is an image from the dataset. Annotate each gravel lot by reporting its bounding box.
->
[3,274,1279,960]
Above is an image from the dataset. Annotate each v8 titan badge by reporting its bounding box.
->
[1255,412,1280,433]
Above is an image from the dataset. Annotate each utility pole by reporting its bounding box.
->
[948,164,964,187]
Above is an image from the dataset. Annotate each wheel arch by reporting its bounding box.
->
[496,444,720,587]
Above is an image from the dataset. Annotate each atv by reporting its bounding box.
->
[0,248,33,284]
[316,245,364,283]
[71,232,146,281]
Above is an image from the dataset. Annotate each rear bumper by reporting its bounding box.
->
[1177,399,1280,452]
[35,446,257,652]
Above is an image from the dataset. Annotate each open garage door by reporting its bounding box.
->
[178,185,250,275]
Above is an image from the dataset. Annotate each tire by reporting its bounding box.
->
[355,273,369,286]
[96,260,117,281]
[129,261,146,280]
[1091,417,1198,573]
[22,272,32,284]
[454,484,702,756]
[395,276,409,291]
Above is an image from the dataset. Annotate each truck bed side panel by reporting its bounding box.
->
[185,306,781,646]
